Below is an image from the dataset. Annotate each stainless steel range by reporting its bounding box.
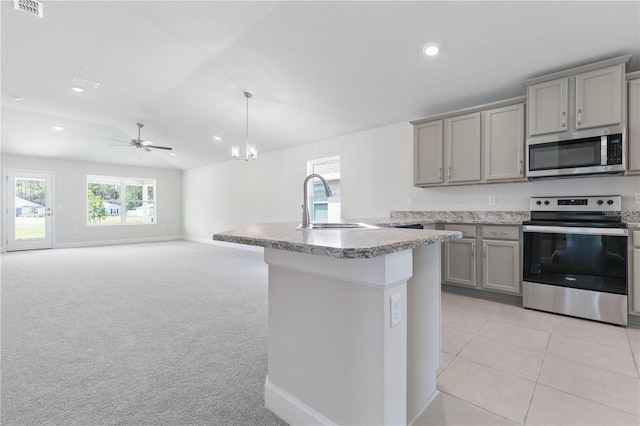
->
[522,195,628,325]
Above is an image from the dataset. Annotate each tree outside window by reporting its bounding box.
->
[87,175,156,225]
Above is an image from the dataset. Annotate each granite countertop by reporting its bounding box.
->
[212,222,462,259]
[388,211,530,225]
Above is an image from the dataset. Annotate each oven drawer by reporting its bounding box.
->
[443,224,476,238]
[482,226,519,240]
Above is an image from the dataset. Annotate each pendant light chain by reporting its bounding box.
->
[245,91,250,146]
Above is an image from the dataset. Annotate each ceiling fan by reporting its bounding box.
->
[108,123,173,152]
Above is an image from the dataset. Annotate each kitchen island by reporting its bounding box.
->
[213,222,461,425]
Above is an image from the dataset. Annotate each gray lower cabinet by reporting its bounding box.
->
[443,224,477,287]
[442,224,521,295]
[631,229,640,316]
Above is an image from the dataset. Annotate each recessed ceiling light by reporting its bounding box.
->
[169,152,176,157]
[52,126,64,131]
[14,95,24,101]
[423,44,440,57]
[71,86,84,93]
[213,135,222,142]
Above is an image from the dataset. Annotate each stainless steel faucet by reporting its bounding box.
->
[301,173,332,228]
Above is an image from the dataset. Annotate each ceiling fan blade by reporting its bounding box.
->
[147,145,173,150]
[144,147,152,152]
[107,137,129,143]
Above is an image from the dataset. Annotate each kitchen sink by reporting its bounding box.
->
[298,222,379,230]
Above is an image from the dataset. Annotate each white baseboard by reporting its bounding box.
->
[54,235,182,249]
[408,389,440,426]
[264,377,336,426]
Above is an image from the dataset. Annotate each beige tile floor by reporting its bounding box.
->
[416,291,640,426]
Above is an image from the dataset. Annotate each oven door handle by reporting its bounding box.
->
[523,225,628,236]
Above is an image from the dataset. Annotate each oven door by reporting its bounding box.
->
[523,225,628,293]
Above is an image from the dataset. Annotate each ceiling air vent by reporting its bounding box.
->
[13,0,43,18]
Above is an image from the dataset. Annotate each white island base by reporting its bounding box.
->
[263,243,441,425]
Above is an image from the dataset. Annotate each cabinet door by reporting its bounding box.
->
[414,121,443,185]
[628,79,640,172]
[483,103,525,181]
[443,239,476,287]
[575,64,624,130]
[633,248,640,315]
[445,112,481,183]
[482,240,520,294]
[527,77,568,136]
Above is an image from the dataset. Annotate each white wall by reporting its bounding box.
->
[183,121,640,241]
[2,155,182,249]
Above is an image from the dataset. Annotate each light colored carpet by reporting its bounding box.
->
[1,241,287,426]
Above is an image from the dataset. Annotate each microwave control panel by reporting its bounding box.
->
[607,134,623,165]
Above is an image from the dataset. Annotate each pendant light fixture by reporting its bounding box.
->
[231,92,258,161]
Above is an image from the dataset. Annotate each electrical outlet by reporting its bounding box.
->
[488,196,496,206]
[408,198,414,207]
[635,193,640,204]
[390,294,401,327]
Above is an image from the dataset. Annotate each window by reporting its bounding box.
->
[307,156,340,222]
[87,175,156,225]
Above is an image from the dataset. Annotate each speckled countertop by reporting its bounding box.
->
[388,210,530,225]
[212,222,462,259]
[213,210,639,259]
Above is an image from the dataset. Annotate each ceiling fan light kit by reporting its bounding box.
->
[231,91,258,161]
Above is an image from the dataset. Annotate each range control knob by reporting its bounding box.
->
[544,200,550,205]
[597,199,604,205]
[536,200,542,205]
[607,199,614,205]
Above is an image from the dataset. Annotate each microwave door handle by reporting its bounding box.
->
[523,225,628,236]
[601,137,607,165]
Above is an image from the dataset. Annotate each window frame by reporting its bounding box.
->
[86,175,157,226]
[306,156,341,223]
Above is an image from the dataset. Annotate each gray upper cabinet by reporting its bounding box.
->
[412,98,525,187]
[414,121,443,185]
[527,78,568,136]
[628,76,640,172]
[575,65,624,130]
[526,61,627,137]
[483,103,525,181]
[445,112,481,183]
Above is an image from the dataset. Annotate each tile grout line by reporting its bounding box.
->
[521,315,556,425]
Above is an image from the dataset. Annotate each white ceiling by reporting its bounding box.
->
[2,1,639,170]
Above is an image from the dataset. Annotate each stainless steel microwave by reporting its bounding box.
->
[526,129,625,179]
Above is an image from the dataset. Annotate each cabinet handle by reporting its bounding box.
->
[491,231,509,236]
[561,111,566,128]
[483,243,487,258]
[519,160,523,175]
[448,166,452,179]
[471,243,475,257]
[439,167,442,180]
[577,109,582,126]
